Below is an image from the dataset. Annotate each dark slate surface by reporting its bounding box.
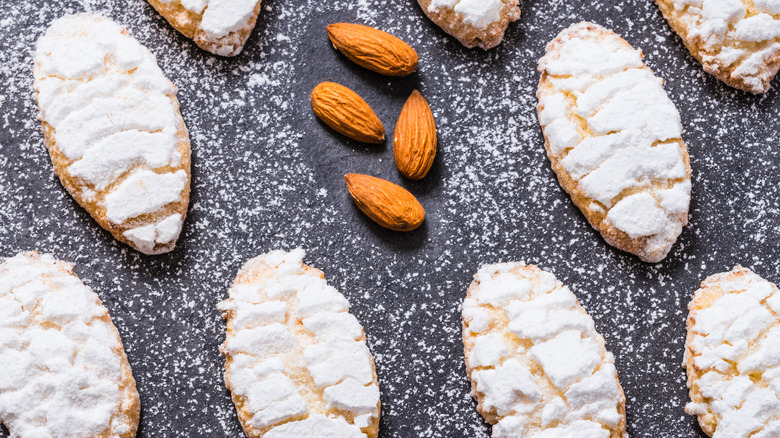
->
[1,0,779,436]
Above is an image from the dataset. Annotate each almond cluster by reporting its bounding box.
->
[311,23,437,232]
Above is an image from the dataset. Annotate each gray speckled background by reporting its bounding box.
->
[1,0,779,436]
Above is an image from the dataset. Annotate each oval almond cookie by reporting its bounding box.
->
[416,0,520,50]
[537,22,692,263]
[656,0,780,94]
[33,14,191,255]
[147,0,262,56]
[217,249,381,438]
[684,266,780,437]
[0,251,140,437]
[463,262,627,438]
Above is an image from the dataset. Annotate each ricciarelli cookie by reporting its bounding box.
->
[463,262,627,438]
[0,251,140,437]
[684,266,780,437]
[656,0,780,93]
[416,0,520,50]
[218,249,380,438]
[537,22,692,263]
[147,0,262,56]
[33,14,191,255]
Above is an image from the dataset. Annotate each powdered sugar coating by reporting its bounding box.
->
[4,0,780,436]
[537,22,691,263]
[33,13,190,255]
[263,414,365,438]
[147,0,261,56]
[156,0,258,39]
[218,249,380,437]
[0,251,139,438]
[417,0,521,50]
[656,0,780,93]
[684,267,780,437]
[198,0,259,39]
[428,0,506,30]
[463,262,627,437]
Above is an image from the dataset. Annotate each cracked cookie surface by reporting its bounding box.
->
[685,266,780,437]
[147,0,262,56]
[33,14,191,255]
[0,251,140,438]
[463,262,627,438]
[218,249,380,438]
[656,0,780,93]
[537,22,692,263]
[416,0,520,50]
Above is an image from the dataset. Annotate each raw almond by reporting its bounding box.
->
[344,173,425,231]
[311,82,385,144]
[393,90,437,180]
[326,23,418,77]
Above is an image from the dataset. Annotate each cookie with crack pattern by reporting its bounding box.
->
[536,22,692,263]
[655,0,780,94]
[416,0,520,50]
[463,262,627,438]
[684,266,780,437]
[147,0,262,56]
[218,249,380,438]
[33,14,191,255]
[0,251,140,438]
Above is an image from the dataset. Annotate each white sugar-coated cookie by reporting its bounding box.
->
[416,0,520,50]
[684,266,780,437]
[147,0,262,56]
[656,0,780,94]
[218,249,380,438]
[463,262,627,438]
[537,22,692,263]
[33,14,191,255]
[0,251,140,438]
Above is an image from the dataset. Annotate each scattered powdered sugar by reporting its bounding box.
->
[1,0,780,437]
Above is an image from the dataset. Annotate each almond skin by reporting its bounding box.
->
[344,173,425,231]
[393,90,437,180]
[311,82,385,144]
[326,23,418,77]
